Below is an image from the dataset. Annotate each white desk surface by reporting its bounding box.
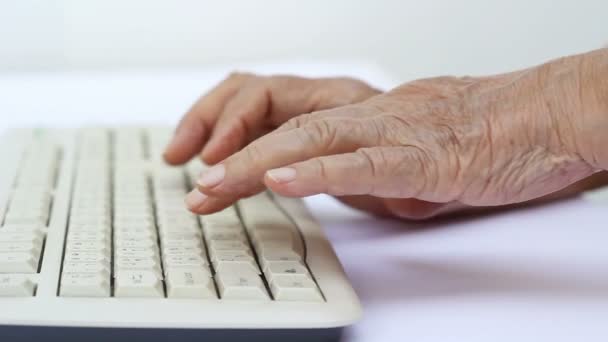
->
[1,62,607,342]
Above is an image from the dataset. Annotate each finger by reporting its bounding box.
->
[163,114,208,165]
[274,102,375,134]
[265,76,381,122]
[201,82,271,164]
[195,114,380,202]
[264,146,440,201]
[163,72,249,165]
[201,76,379,164]
[185,188,237,214]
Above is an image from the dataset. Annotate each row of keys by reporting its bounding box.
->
[0,138,58,282]
[186,164,323,302]
[153,166,215,298]
[1,134,59,296]
[237,193,323,302]
[60,131,112,297]
[57,127,323,302]
[113,162,164,297]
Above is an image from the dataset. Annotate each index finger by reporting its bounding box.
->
[187,108,381,213]
[163,72,249,165]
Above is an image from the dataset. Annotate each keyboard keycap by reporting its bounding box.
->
[114,270,164,298]
[211,250,260,275]
[60,273,110,297]
[0,231,44,244]
[216,272,269,300]
[166,269,216,299]
[0,224,44,233]
[63,261,110,276]
[0,253,39,273]
[264,261,310,282]
[0,274,35,297]
[269,277,323,302]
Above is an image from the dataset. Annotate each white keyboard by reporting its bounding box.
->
[0,127,360,342]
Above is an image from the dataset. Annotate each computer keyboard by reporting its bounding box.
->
[0,127,360,342]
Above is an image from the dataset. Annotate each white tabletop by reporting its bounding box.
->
[1,62,607,342]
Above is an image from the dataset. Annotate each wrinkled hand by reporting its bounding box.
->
[179,50,608,219]
[164,73,380,165]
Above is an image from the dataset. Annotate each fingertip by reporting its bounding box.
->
[185,189,208,212]
[162,154,181,166]
[187,195,234,215]
[163,117,208,165]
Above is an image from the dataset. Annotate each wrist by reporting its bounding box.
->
[523,48,608,171]
[573,48,608,169]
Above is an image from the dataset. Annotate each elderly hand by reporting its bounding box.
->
[170,49,608,219]
[164,73,380,165]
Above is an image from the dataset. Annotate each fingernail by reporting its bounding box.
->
[185,189,208,209]
[266,167,297,184]
[197,164,225,188]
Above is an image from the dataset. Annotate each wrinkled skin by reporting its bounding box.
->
[164,48,608,220]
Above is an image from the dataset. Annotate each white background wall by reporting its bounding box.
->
[0,0,606,81]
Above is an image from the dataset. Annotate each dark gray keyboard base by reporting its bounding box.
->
[0,325,343,342]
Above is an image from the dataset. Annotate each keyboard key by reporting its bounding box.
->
[115,247,159,259]
[114,238,156,249]
[263,261,310,282]
[257,250,303,268]
[0,224,45,233]
[208,240,249,251]
[0,253,39,273]
[216,272,269,300]
[0,240,42,254]
[161,239,204,249]
[64,251,110,264]
[269,277,323,302]
[67,231,110,243]
[161,232,202,242]
[211,250,260,275]
[166,269,216,299]
[163,255,208,269]
[115,258,163,277]
[3,213,48,226]
[114,270,165,298]
[63,261,110,276]
[66,240,110,251]
[0,274,35,297]
[0,231,44,244]
[206,231,248,243]
[60,272,110,297]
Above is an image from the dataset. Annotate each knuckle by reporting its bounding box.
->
[407,146,441,198]
[281,114,311,131]
[312,157,349,196]
[355,148,383,177]
[242,142,265,165]
[300,120,336,149]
